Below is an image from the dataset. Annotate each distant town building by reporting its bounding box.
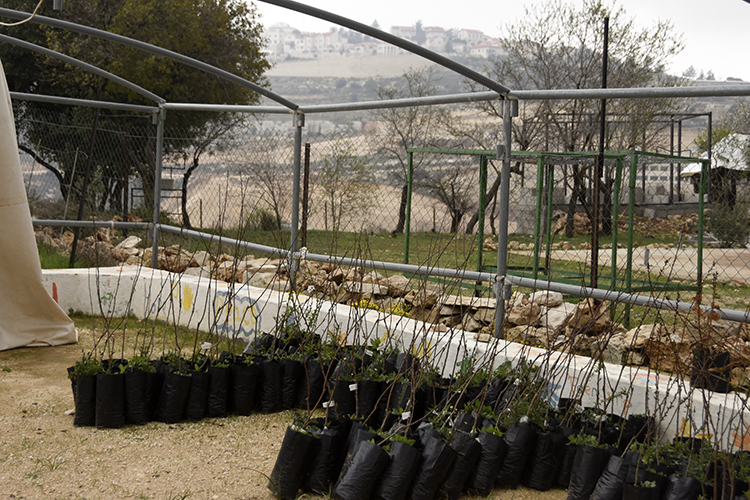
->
[263,22,494,60]
[390,26,418,42]
[470,39,505,58]
[457,28,488,46]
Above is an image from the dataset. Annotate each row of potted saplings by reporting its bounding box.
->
[66,332,462,428]
[270,397,750,500]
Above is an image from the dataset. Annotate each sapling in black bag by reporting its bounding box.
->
[332,440,390,500]
[372,439,422,500]
[268,426,318,500]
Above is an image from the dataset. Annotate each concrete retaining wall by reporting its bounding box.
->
[43,265,750,449]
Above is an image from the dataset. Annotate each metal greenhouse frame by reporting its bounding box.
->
[2,0,750,339]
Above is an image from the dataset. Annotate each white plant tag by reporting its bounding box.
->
[322,401,335,408]
[349,384,358,391]
[401,412,411,420]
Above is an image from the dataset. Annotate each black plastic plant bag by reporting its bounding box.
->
[555,442,578,488]
[95,372,125,428]
[356,379,382,424]
[229,361,257,416]
[408,435,458,500]
[495,422,537,489]
[468,431,508,496]
[297,357,335,410]
[485,376,509,411]
[452,412,476,433]
[328,378,357,419]
[268,426,318,500]
[622,483,660,500]
[332,440,390,500]
[73,374,97,426]
[124,368,150,425]
[184,370,209,420]
[377,381,411,429]
[255,358,282,413]
[589,454,631,500]
[551,425,576,484]
[371,440,422,500]
[628,414,655,443]
[244,332,276,355]
[206,365,230,418]
[154,371,192,424]
[625,464,667,496]
[278,358,304,410]
[522,430,568,491]
[416,422,443,446]
[441,430,482,500]
[663,474,702,500]
[149,360,165,418]
[344,425,379,465]
[302,423,348,494]
[566,445,611,500]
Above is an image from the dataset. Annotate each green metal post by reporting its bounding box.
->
[697,159,707,294]
[625,153,638,327]
[610,157,622,321]
[532,155,545,279]
[477,155,487,273]
[545,159,554,278]
[611,157,622,287]
[404,151,414,265]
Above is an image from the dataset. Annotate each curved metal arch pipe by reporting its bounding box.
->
[0,8,298,110]
[257,0,511,97]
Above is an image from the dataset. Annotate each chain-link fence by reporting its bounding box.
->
[15,99,750,297]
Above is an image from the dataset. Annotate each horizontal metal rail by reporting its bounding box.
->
[155,225,750,324]
[10,92,159,113]
[33,220,153,231]
[31,220,750,324]
[509,84,750,100]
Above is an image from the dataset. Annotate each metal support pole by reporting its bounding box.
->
[625,153,638,327]
[494,99,515,339]
[301,142,310,249]
[404,151,414,265]
[477,155,487,273]
[150,108,165,270]
[533,155,545,279]
[669,116,674,204]
[290,112,304,290]
[706,111,714,203]
[591,16,609,290]
[677,119,682,201]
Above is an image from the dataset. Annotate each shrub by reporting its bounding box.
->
[706,201,750,247]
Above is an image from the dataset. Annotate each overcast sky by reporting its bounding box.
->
[254,0,750,82]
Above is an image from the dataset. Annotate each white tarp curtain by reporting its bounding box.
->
[681,133,750,177]
[0,59,77,351]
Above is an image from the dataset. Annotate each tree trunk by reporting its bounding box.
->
[393,184,409,235]
[465,172,503,234]
[181,158,200,229]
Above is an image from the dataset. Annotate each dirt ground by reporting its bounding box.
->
[0,335,568,500]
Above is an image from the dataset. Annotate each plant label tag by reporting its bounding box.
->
[365,349,374,357]
[323,401,335,408]
[349,384,358,391]
[401,412,411,420]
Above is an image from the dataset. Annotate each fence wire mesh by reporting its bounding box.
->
[14,100,750,296]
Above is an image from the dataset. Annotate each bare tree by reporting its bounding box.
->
[315,136,378,234]
[473,0,685,236]
[376,67,447,234]
[244,147,291,231]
